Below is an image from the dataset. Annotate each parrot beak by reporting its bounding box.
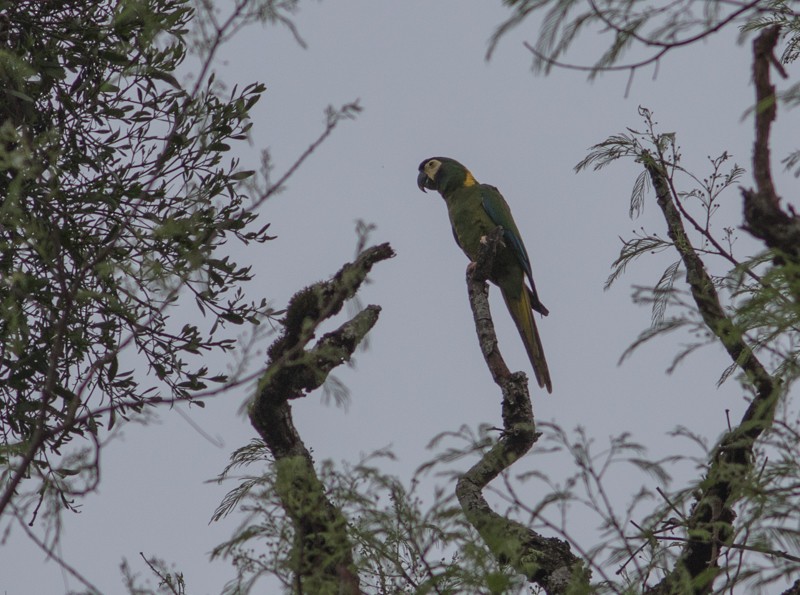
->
[417,170,431,192]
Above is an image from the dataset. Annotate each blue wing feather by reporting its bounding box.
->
[479,184,549,316]
[479,185,533,281]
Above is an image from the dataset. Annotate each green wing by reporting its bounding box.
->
[479,185,532,277]
[479,184,547,313]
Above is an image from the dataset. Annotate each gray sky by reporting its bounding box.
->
[4,1,799,593]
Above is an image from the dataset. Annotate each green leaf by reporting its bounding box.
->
[108,355,119,381]
[99,81,120,93]
[220,312,244,324]
[230,170,255,181]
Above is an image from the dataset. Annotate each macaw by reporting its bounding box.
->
[417,157,552,393]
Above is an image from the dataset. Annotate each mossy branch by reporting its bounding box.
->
[741,26,800,262]
[643,107,779,592]
[248,242,394,595]
[456,227,589,594]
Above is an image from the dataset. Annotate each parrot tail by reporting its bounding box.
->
[501,287,552,393]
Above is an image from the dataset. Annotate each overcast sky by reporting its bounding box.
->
[4,1,799,593]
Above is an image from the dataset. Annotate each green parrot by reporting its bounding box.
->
[417,156,552,393]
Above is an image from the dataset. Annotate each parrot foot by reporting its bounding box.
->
[479,233,505,248]
[466,261,477,274]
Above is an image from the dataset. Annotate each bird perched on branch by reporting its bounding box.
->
[417,156,552,393]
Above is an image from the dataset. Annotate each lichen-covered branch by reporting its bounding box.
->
[456,227,588,594]
[741,26,800,261]
[781,578,800,595]
[643,152,777,593]
[248,242,394,595]
[252,306,382,459]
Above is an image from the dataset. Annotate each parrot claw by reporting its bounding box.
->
[466,261,477,274]
[479,234,505,248]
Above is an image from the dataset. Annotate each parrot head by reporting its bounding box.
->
[417,157,475,195]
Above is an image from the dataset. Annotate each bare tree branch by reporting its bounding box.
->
[781,578,800,595]
[455,227,588,594]
[741,26,800,262]
[248,242,394,594]
[642,146,777,593]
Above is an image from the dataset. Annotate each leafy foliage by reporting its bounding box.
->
[211,439,530,594]
[577,108,769,378]
[6,1,800,594]
[0,0,276,521]
[492,0,800,80]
